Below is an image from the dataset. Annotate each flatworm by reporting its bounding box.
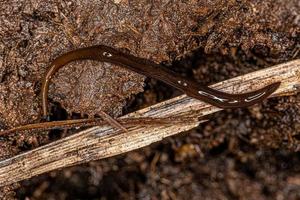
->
[41,45,280,119]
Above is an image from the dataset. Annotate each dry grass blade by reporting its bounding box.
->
[0,59,299,187]
[0,116,200,136]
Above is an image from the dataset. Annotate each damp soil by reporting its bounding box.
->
[0,0,299,199]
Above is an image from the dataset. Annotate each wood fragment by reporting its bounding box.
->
[0,59,299,187]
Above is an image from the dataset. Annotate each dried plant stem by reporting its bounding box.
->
[0,59,299,187]
[0,116,200,136]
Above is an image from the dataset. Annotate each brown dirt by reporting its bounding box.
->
[0,0,299,199]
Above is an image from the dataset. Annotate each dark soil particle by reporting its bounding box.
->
[0,0,299,199]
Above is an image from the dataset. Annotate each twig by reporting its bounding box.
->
[0,59,299,187]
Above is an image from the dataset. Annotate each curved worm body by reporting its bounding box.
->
[41,45,280,118]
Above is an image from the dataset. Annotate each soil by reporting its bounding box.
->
[0,0,299,199]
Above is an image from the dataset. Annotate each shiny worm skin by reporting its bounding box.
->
[41,45,280,119]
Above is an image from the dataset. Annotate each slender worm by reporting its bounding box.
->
[41,45,280,119]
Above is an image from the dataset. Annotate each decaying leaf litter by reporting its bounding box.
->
[0,0,299,199]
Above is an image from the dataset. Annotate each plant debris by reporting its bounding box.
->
[0,0,299,199]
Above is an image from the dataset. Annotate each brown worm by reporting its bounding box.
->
[41,45,280,119]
